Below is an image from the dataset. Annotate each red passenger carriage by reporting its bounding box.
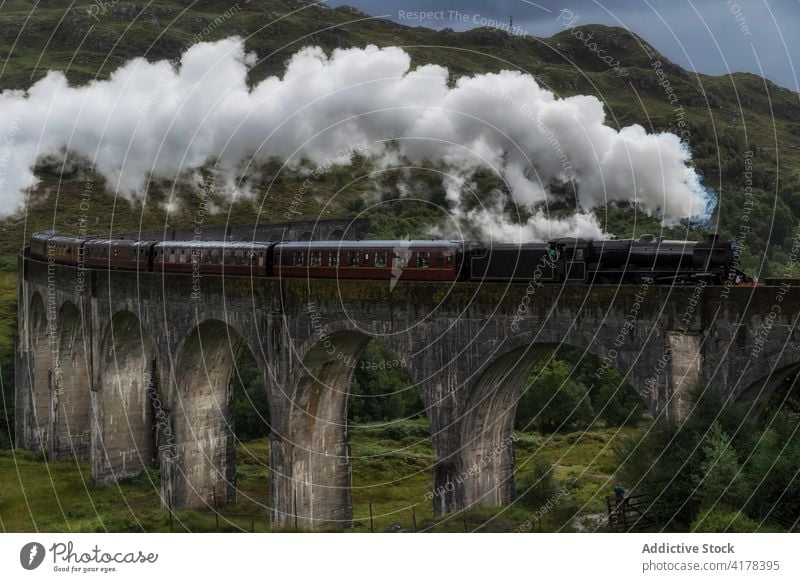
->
[153,241,272,276]
[84,239,157,271]
[42,234,83,266]
[273,240,465,281]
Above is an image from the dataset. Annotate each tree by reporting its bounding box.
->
[591,367,644,426]
[695,422,746,508]
[516,360,594,432]
[741,410,800,526]
[230,349,270,441]
[349,341,421,422]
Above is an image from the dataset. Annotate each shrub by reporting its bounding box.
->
[515,459,560,511]
[690,506,760,533]
[516,360,594,432]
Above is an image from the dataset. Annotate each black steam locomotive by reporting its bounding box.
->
[28,231,751,285]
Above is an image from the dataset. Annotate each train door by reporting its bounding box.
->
[556,242,587,282]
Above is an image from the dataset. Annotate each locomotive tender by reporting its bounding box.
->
[27,231,750,285]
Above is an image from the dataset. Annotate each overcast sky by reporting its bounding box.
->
[325,0,800,91]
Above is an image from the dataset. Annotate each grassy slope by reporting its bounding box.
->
[0,419,646,533]
[0,269,15,355]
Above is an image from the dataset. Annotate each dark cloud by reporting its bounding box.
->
[325,0,800,90]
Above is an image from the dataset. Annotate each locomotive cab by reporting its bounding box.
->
[550,239,589,282]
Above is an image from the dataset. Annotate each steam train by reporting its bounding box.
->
[28,231,752,285]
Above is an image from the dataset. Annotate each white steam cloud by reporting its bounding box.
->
[0,38,713,241]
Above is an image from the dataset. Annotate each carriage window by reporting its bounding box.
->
[179,249,187,263]
[329,252,339,266]
[348,251,358,266]
[435,251,444,266]
[258,252,265,267]
[446,254,454,265]
[575,249,585,261]
[416,252,429,268]
[239,251,248,265]
[293,251,305,266]
[310,251,321,266]
[375,251,387,267]
[393,253,408,269]
[170,249,176,262]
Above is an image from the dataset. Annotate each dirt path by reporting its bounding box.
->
[571,512,608,532]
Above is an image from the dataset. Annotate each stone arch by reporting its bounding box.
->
[734,352,800,415]
[95,311,157,483]
[329,229,345,241]
[168,319,264,509]
[280,330,372,528]
[457,336,642,510]
[298,231,313,241]
[52,301,92,461]
[458,342,560,508]
[276,325,420,528]
[27,291,51,449]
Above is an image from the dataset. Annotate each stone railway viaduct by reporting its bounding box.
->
[14,254,800,528]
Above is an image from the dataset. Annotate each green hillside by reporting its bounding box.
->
[0,0,796,277]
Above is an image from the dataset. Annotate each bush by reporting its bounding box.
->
[230,350,270,441]
[352,418,431,441]
[516,360,594,432]
[518,348,645,429]
[615,384,800,531]
[515,459,560,511]
[695,422,746,508]
[591,369,644,426]
[741,410,800,526]
[690,507,760,533]
[349,341,421,422]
